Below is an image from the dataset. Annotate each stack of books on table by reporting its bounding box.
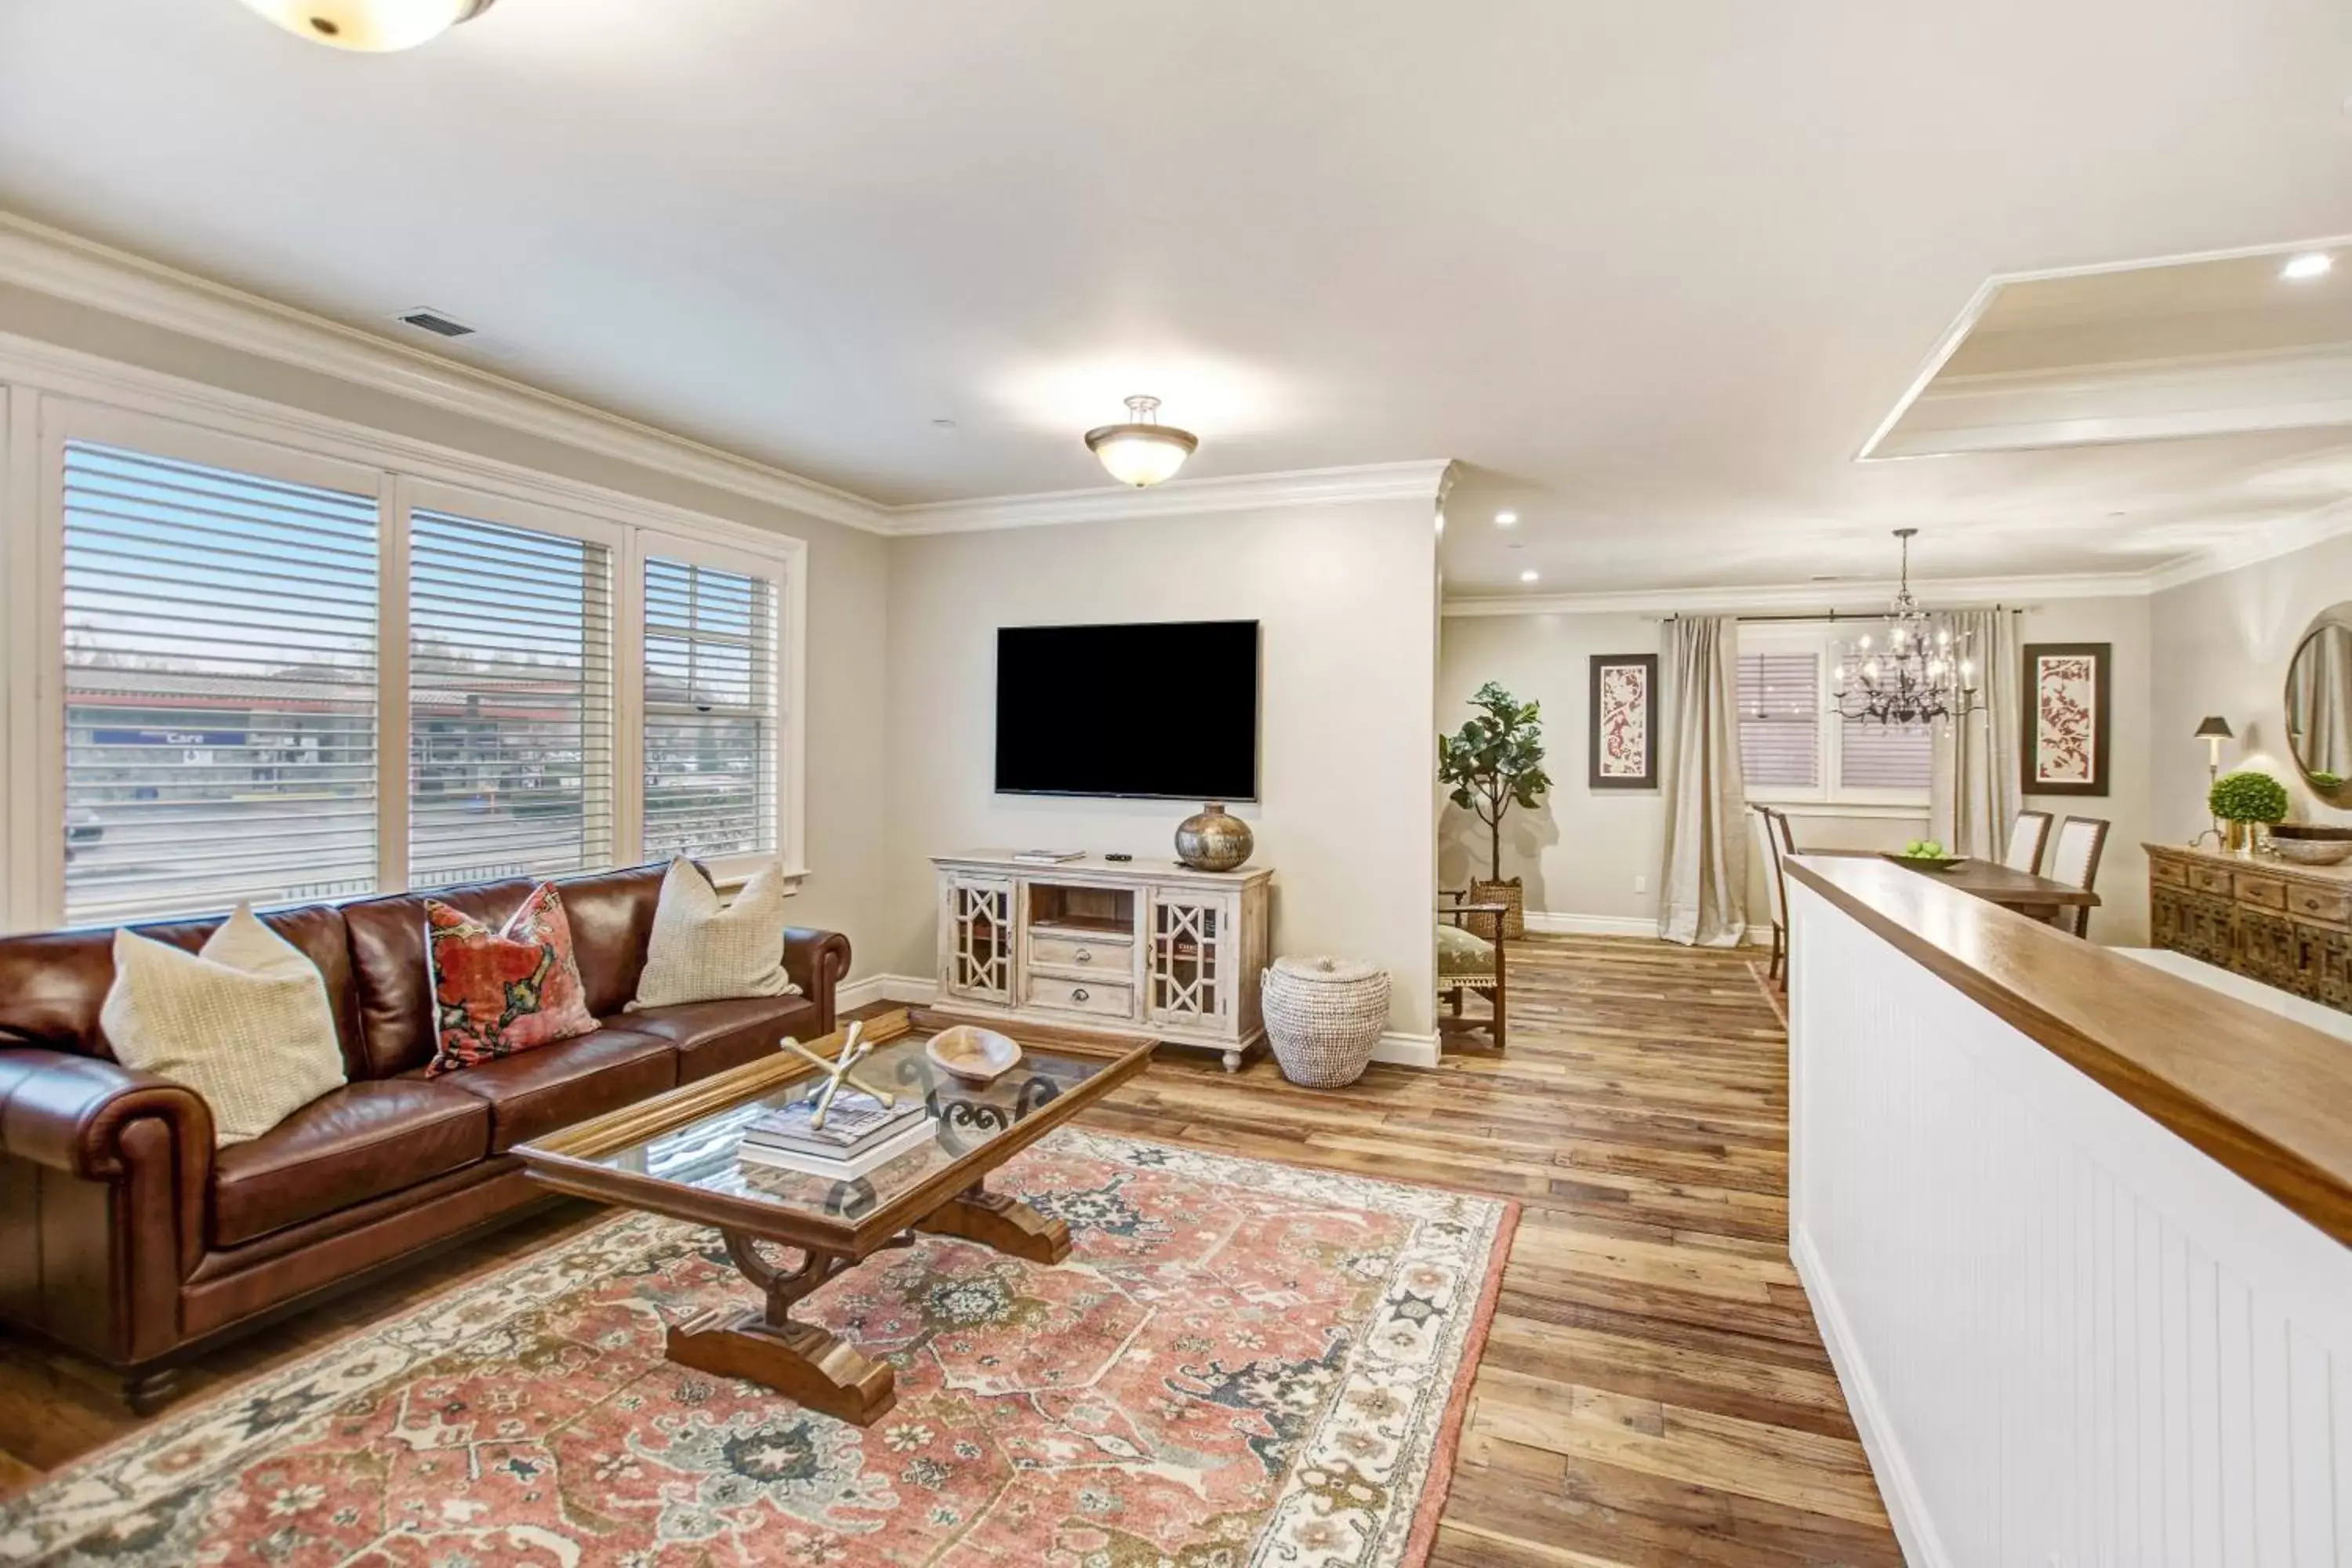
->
[736,1091,935,1179]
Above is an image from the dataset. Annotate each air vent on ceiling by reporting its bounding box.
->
[395,307,476,339]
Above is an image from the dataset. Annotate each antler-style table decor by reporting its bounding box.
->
[781,1020,896,1128]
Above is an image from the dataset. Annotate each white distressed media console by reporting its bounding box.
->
[932,850,1272,1070]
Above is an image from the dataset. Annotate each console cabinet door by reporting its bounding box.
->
[1146,890,1236,1033]
[939,873,1017,1006]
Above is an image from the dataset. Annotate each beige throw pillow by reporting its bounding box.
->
[630,858,800,1009]
[100,905,348,1146]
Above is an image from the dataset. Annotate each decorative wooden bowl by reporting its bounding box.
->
[926,1025,1023,1084]
[1884,852,1965,873]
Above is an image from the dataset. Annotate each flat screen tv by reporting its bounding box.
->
[995,620,1260,800]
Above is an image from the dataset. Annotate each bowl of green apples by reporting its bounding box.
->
[1886,839,1964,872]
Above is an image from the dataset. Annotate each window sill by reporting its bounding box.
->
[706,856,811,895]
[1751,800,1930,821]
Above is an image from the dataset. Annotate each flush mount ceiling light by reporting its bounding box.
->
[234,0,495,52]
[1084,395,1198,488]
[1519,569,1541,584]
[2281,252,2334,281]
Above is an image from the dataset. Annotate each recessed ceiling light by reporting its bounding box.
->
[1495,511,1518,527]
[2281,252,2333,281]
[1519,569,1540,584]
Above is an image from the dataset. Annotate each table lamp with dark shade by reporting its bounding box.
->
[2195,716,2234,846]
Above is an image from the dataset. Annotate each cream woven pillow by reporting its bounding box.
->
[100,905,348,1146]
[630,858,800,1009]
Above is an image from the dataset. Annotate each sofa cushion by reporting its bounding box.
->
[210,1079,491,1247]
[550,865,668,1018]
[622,996,822,1083]
[428,1027,675,1152]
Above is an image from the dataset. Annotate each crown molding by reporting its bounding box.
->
[884,459,1455,535]
[0,212,1454,539]
[1442,569,2159,619]
[0,212,897,533]
[2142,496,2352,595]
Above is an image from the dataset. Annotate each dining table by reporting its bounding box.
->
[1794,850,2100,924]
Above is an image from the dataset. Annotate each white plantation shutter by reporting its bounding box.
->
[1840,715,1935,791]
[61,440,379,924]
[1737,651,1820,790]
[643,555,777,859]
[409,507,615,887]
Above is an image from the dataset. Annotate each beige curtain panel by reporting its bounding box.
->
[1659,615,1749,947]
[1930,608,2021,862]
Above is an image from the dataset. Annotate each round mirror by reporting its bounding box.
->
[2284,603,2352,806]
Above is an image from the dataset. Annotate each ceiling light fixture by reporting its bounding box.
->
[2281,252,2334,281]
[233,0,495,52]
[1495,510,1519,527]
[1519,569,1541,584]
[1832,528,1976,728]
[1084,395,1198,488]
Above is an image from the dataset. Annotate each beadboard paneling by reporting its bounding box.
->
[1789,880,2352,1567]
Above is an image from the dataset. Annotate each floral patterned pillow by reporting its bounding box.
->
[424,882,598,1076]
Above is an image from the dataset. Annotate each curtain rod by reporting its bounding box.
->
[1650,605,2030,623]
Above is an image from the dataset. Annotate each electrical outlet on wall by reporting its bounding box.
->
[1634,874,1649,894]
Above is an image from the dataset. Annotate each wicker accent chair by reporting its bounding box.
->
[1437,891,1509,1051]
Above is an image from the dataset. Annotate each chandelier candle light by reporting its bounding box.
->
[1832,528,1978,726]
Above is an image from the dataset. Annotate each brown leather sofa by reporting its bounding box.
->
[0,863,848,1412]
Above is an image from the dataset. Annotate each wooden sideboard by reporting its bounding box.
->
[2147,842,2352,1011]
[933,851,1272,1070]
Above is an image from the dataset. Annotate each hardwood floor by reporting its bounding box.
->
[0,934,1899,1565]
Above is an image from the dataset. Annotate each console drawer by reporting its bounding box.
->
[1024,975,1136,1021]
[2235,873,2288,911]
[2189,866,2235,898]
[1029,932,1130,972]
[2289,884,2352,924]
[2150,857,2188,887]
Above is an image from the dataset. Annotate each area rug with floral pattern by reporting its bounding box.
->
[3,1129,1515,1567]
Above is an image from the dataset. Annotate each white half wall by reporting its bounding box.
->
[883,501,1442,1035]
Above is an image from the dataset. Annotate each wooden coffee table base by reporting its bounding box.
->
[666,1184,1072,1425]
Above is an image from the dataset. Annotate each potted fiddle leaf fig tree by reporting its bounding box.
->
[1439,681,1552,938]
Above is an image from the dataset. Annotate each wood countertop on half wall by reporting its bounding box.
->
[1783,853,2352,1247]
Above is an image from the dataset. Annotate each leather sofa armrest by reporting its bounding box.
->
[0,1046,213,1180]
[781,929,852,1036]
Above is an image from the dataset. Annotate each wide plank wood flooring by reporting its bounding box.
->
[0,934,1899,1565]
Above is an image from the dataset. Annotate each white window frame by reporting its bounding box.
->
[1738,621,1933,813]
[0,353,808,932]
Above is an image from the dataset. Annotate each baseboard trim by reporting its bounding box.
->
[836,973,938,1011]
[1790,1224,1949,1568]
[1370,1031,1442,1069]
[1521,910,1766,946]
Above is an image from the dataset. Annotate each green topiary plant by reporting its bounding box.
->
[2210,770,2290,824]
[1439,681,1552,881]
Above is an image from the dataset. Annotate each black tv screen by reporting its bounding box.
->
[995,620,1260,800]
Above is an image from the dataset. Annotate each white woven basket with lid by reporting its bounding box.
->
[1261,955,1391,1087]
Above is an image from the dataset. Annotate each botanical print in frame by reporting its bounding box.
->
[2022,642,2111,797]
[1590,652,1659,789]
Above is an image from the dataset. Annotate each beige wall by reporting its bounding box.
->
[0,283,895,959]
[2151,530,2352,846]
[1438,594,2153,943]
[883,504,1442,1035]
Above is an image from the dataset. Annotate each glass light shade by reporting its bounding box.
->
[1083,396,1199,488]
[234,0,492,51]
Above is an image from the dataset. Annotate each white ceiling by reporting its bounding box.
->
[2,0,2350,596]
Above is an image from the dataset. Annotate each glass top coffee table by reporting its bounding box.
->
[515,1008,1154,1425]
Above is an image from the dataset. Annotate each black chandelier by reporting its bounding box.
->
[1832,529,1977,726]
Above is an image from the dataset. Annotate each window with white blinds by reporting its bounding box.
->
[1738,651,1820,790]
[61,440,379,924]
[643,556,777,860]
[1839,715,1934,791]
[409,508,615,887]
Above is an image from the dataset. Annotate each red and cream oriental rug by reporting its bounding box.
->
[4,1130,1515,1567]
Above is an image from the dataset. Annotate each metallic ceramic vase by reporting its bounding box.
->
[1174,803,1254,872]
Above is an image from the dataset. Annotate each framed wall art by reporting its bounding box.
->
[2022,642,2111,797]
[1589,653,1659,789]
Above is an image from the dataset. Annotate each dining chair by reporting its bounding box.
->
[2002,810,2053,876]
[2047,815,2111,938]
[1751,806,1791,985]
[1436,891,1509,1051]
